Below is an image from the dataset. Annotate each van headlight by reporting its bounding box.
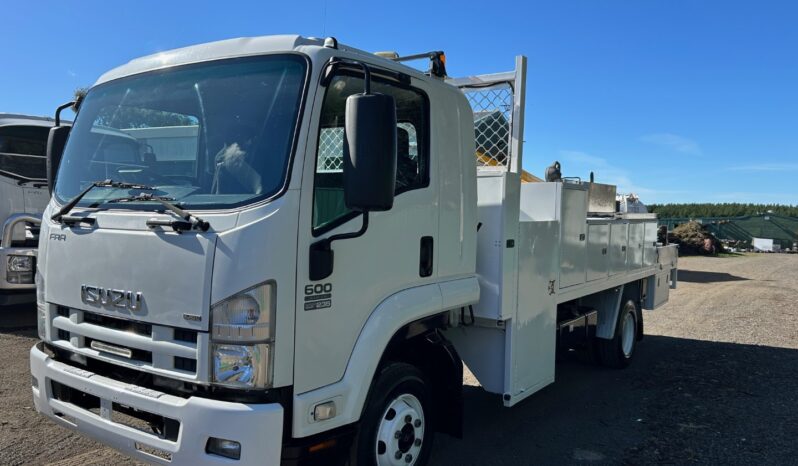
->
[7,255,35,284]
[210,282,275,388]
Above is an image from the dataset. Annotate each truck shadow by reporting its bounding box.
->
[677,270,749,283]
[431,335,798,465]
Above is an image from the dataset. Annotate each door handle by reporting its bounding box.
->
[419,236,434,277]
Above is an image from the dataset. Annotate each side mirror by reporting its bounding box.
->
[46,100,76,194]
[46,125,70,194]
[343,93,397,212]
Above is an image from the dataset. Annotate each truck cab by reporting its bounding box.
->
[32,35,477,465]
[1,114,57,306]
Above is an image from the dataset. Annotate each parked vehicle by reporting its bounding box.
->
[0,114,60,306]
[30,35,678,465]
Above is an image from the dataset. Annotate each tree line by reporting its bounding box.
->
[648,203,798,219]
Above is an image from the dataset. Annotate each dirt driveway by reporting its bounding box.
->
[1,254,797,465]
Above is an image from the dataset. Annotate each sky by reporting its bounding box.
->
[2,0,797,204]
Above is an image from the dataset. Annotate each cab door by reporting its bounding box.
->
[293,64,438,394]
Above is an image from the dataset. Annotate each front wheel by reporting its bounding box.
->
[596,299,639,368]
[353,363,434,466]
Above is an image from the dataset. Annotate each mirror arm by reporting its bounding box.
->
[309,213,369,281]
[54,101,75,127]
[318,212,369,250]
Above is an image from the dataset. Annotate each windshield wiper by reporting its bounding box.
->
[51,179,156,223]
[108,193,211,233]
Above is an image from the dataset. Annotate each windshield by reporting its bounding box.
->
[54,54,308,210]
[0,125,49,181]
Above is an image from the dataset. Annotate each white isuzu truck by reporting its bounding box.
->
[0,114,57,307]
[30,35,678,466]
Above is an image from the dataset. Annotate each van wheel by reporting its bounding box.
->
[597,300,639,368]
[353,363,434,466]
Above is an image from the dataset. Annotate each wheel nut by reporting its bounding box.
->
[405,415,412,423]
[395,430,402,439]
[405,454,413,463]
[414,438,422,446]
[414,419,421,428]
[395,451,403,459]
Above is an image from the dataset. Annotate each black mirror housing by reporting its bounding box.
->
[46,125,70,194]
[343,93,397,212]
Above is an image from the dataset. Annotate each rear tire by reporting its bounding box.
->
[352,362,434,466]
[597,299,639,368]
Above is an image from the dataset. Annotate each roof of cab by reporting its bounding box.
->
[95,34,431,86]
[96,35,325,85]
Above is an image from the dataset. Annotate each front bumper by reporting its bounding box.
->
[31,342,284,465]
[0,246,36,291]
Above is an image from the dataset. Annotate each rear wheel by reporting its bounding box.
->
[597,299,639,368]
[353,363,434,466]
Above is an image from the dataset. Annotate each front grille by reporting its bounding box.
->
[173,328,198,343]
[174,356,197,373]
[84,337,153,363]
[49,307,203,380]
[83,312,152,337]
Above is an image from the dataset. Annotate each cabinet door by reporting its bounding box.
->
[610,223,628,276]
[643,222,658,267]
[587,224,610,281]
[559,187,587,288]
[628,223,644,270]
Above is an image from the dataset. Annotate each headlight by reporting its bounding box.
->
[7,255,35,284]
[8,255,33,272]
[210,282,275,388]
[212,343,270,388]
[36,267,46,340]
[211,282,274,342]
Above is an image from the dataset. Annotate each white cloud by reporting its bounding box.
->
[727,163,798,171]
[640,133,702,155]
[67,70,77,77]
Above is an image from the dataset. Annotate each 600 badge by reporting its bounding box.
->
[304,283,333,311]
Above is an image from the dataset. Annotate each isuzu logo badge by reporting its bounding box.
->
[81,285,142,311]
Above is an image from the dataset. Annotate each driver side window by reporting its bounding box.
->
[312,72,429,234]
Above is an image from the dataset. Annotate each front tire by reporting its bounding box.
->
[353,363,434,466]
[597,299,639,368]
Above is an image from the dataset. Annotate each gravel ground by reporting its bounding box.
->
[1,254,797,465]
